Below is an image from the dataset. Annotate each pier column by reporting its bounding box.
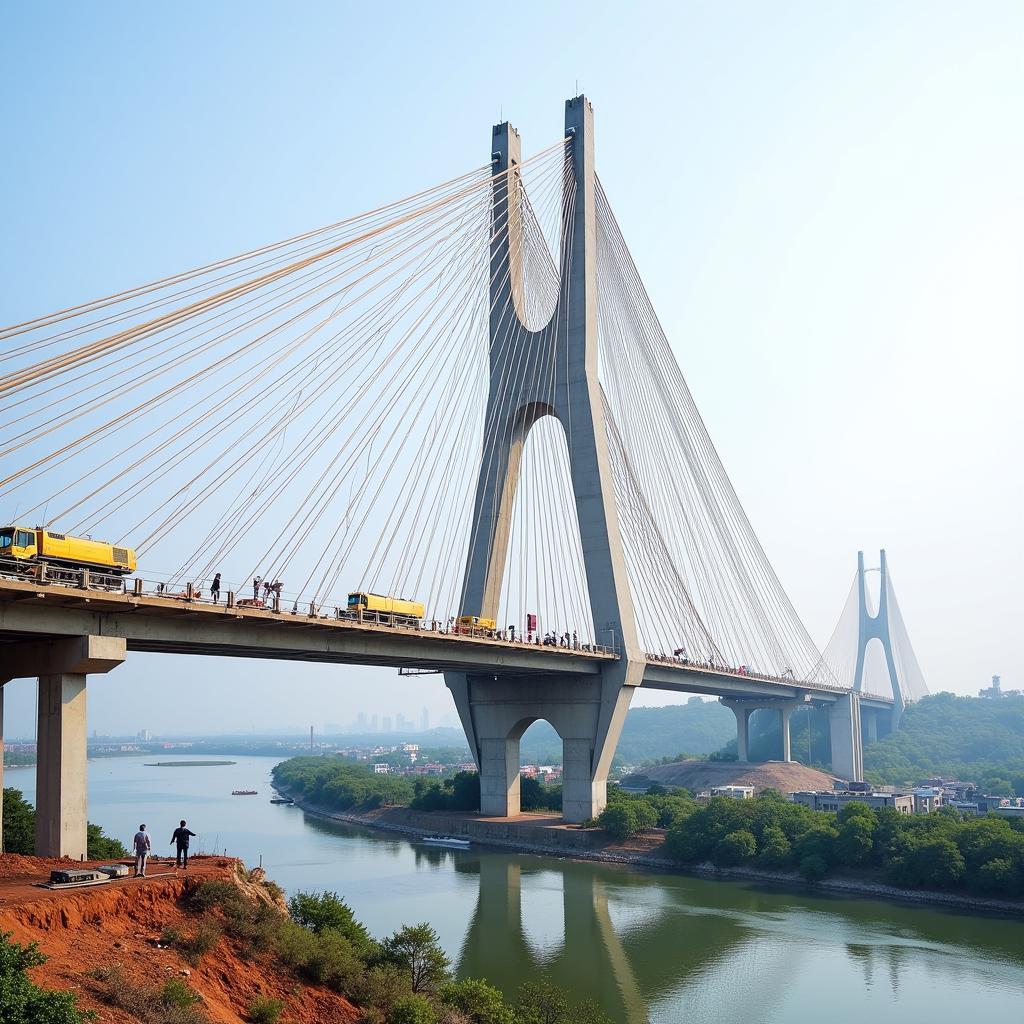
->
[829,691,864,783]
[780,705,793,762]
[721,700,753,762]
[863,708,878,745]
[1,635,125,859]
[36,674,89,859]
[479,736,521,817]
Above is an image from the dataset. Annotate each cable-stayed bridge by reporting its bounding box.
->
[0,97,923,857]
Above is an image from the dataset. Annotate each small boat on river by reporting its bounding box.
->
[419,835,471,849]
[231,789,258,796]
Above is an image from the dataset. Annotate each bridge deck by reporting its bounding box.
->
[0,579,611,677]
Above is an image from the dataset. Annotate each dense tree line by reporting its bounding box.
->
[633,790,1024,895]
[272,758,416,811]
[2,788,127,858]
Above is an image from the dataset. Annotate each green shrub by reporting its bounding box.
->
[90,965,205,1024]
[0,932,94,1024]
[306,929,365,994]
[247,996,285,1024]
[178,921,223,964]
[389,994,438,1024]
[350,964,413,1018]
[799,854,828,881]
[756,825,792,868]
[160,979,202,1009]
[712,829,757,866]
[973,857,1018,895]
[439,977,515,1024]
[288,891,376,959]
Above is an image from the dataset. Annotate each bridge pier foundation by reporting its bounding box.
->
[1,635,126,858]
[829,691,864,783]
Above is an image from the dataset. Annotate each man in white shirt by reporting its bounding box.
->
[133,824,152,877]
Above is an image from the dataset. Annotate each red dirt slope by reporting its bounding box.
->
[0,853,358,1024]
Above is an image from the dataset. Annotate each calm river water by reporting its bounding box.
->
[8,754,1024,1023]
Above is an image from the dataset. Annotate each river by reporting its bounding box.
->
[7,754,1024,1023]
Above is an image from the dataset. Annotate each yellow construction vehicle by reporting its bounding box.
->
[346,591,425,626]
[0,525,136,575]
[457,614,497,633]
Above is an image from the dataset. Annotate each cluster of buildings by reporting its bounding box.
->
[791,779,1024,818]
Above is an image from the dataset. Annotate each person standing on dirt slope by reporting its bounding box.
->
[170,820,197,868]
[133,824,151,877]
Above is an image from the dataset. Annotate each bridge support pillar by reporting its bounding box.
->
[1,635,126,859]
[36,674,89,859]
[448,671,634,823]
[829,691,863,783]
[721,700,753,762]
[863,708,878,745]
[780,706,793,762]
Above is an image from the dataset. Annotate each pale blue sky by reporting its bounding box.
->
[2,2,1022,736]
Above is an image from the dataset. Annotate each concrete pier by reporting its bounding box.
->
[829,691,864,782]
[1,634,125,858]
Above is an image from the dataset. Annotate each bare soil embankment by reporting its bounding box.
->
[621,759,839,794]
[0,853,358,1024]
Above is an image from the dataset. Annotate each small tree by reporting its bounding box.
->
[288,891,376,959]
[383,924,450,994]
[757,825,792,868]
[597,804,637,841]
[712,829,756,867]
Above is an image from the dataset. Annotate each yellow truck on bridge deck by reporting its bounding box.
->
[0,525,137,576]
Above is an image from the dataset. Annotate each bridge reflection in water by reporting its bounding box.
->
[406,844,1024,1024]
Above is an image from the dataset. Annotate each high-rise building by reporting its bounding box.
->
[420,707,430,732]
[370,714,379,732]
[382,715,393,733]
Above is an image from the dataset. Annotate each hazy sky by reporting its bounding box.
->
[2,2,1021,737]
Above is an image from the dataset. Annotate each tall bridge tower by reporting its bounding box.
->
[445,96,644,822]
[852,548,927,729]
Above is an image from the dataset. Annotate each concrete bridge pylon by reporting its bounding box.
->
[445,96,644,823]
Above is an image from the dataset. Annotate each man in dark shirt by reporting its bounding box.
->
[170,820,197,868]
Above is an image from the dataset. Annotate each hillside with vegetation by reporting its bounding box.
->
[864,693,1024,793]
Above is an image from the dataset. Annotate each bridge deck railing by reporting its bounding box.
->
[0,559,619,658]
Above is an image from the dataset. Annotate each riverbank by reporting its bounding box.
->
[277,787,1024,917]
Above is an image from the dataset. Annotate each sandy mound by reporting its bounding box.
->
[623,759,838,795]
